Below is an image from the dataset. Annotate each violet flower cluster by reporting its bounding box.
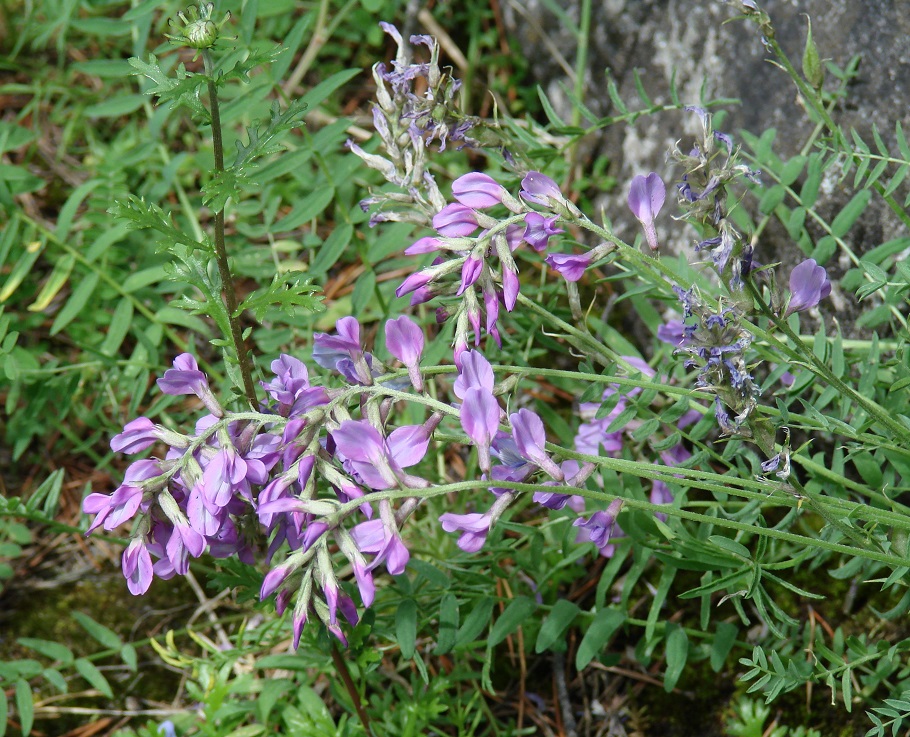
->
[86,316,444,647]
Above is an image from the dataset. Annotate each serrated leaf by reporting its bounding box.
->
[75,658,113,698]
[72,611,122,649]
[237,272,322,321]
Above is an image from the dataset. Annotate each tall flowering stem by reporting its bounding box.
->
[202,48,258,409]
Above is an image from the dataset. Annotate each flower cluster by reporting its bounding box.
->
[396,170,616,364]
[347,23,466,229]
[87,316,440,647]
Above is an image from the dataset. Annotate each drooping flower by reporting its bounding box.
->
[122,537,153,595]
[573,499,624,557]
[332,420,429,490]
[510,408,564,480]
[453,350,495,399]
[627,173,666,251]
[460,386,501,472]
[784,259,831,317]
[385,315,425,391]
[350,503,410,575]
[439,511,492,552]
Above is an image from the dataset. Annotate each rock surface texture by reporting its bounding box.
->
[503,0,910,331]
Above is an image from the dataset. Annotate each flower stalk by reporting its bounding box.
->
[202,48,258,409]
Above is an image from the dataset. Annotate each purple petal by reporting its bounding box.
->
[452,172,505,209]
[433,203,479,237]
[385,316,424,367]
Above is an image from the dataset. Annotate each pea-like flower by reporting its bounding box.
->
[784,259,831,317]
[627,173,666,251]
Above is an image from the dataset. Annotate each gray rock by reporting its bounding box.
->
[503,0,910,332]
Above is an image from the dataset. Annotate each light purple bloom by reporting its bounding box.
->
[157,353,223,417]
[523,212,563,251]
[502,267,519,311]
[454,350,495,399]
[461,387,501,472]
[122,537,153,595]
[520,171,562,206]
[312,317,361,370]
[785,259,831,317]
[111,417,158,454]
[385,315,425,390]
[261,355,328,416]
[510,408,564,480]
[573,499,624,557]
[457,256,483,295]
[627,173,666,251]
[545,252,591,282]
[350,515,409,575]
[433,203,480,236]
[439,511,492,552]
[452,172,505,209]
[657,319,690,346]
[405,236,444,255]
[332,420,429,490]
[83,459,161,533]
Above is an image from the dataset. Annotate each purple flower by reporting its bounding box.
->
[573,499,624,557]
[452,172,505,209]
[83,459,161,533]
[157,354,223,417]
[385,316,425,391]
[657,319,690,346]
[454,350,495,399]
[350,504,410,575]
[785,259,831,317]
[313,317,376,384]
[461,387,501,472]
[523,212,563,252]
[520,171,562,206]
[510,408,564,480]
[261,355,328,416]
[332,420,429,490]
[627,173,666,251]
[433,203,480,236]
[439,511,492,552]
[122,537,153,595]
[502,267,519,311]
[545,252,591,282]
[405,236,444,255]
[111,417,158,454]
[457,256,483,295]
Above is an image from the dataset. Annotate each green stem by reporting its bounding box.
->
[202,50,258,410]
